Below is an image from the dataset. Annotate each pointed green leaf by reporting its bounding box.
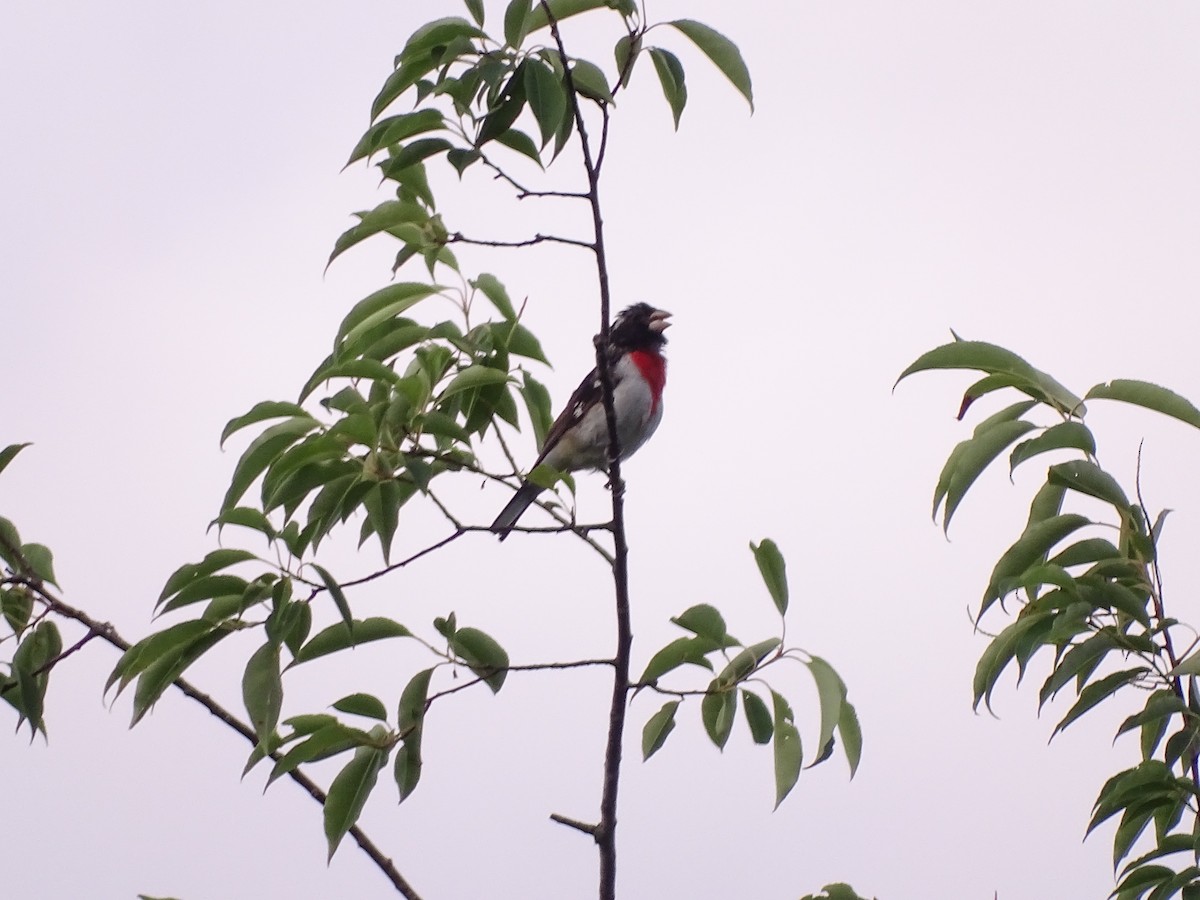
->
[471,273,516,320]
[242,642,283,744]
[394,667,433,802]
[639,636,716,683]
[519,372,554,449]
[131,628,230,726]
[648,48,687,129]
[642,700,679,760]
[1086,379,1200,430]
[750,539,788,615]
[464,0,485,26]
[503,0,532,47]
[897,340,1085,415]
[290,617,412,666]
[267,722,369,789]
[525,0,608,33]
[1047,460,1130,511]
[451,627,509,693]
[221,418,320,512]
[334,282,442,350]
[668,19,752,110]
[806,656,846,755]
[772,690,802,808]
[671,603,733,645]
[324,744,389,860]
[981,514,1091,615]
[310,563,353,634]
[938,418,1038,532]
[701,684,737,750]
[221,402,315,449]
[714,638,781,688]
[1054,668,1148,736]
[569,58,615,104]
[524,57,566,146]
[742,690,773,744]
[333,693,388,721]
[20,543,58,588]
[0,443,31,478]
[441,365,510,397]
[1009,422,1097,474]
[346,109,448,167]
[837,700,863,777]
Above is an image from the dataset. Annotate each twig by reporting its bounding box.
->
[480,155,588,200]
[425,658,615,706]
[549,813,598,837]
[447,232,594,251]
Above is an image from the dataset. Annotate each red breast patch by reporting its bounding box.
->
[629,350,667,413]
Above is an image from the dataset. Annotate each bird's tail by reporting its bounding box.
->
[490,481,544,540]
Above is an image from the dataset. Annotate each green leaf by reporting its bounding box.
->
[936,417,1038,532]
[1086,379,1200,430]
[290,617,412,666]
[451,627,509,693]
[493,128,544,167]
[837,700,863,777]
[327,201,429,269]
[324,744,389,860]
[570,58,615,104]
[471,273,516,320]
[158,573,249,615]
[221,418,320,512]
[20,543,58,587]
[971,612,1056,712]
[0,442,31,478]
[503,0,532,47]
[130,628,230,726]
[701,684,737,750]
[671,603,733,645]
[614,33,641,87]
[1009,422,1097,474]
[648,48,687,129]
[1047,460,1130,511]
[750,539,788,615]
[806,656,846,756]
[981,514,1091,616]
[524,57,567,146]
[333,693,389,721]
[107,619,220,694]
[772,690,802,808]
[525,0,609,33]
[221,402,315,449]
[267,722,369,788]
[897,340,1085,416]
[642,700,679,760]
[334,282,443,350]
[464,0,485,26]
[345,109,447,167]
[519,372,554,449]
[742,690,773,744]
[668,19,753,110]
[2,587,33,632]
[310,563,353,634]
[440,365,510,397]
[639,636,716,683]
[1054,667,1148,737]
[395,667,433,802]
[242,642,283,745]
[714,638,781,688]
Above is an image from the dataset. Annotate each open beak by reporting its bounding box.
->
[649,309,673,332]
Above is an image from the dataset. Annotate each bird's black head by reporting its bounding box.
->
[609,303,672,351]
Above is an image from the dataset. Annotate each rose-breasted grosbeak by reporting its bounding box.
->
[490,303,672,539]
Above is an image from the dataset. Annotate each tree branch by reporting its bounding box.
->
[0,535,425,900]
[542,7,632,899]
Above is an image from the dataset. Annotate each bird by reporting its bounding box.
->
[490,303,672,539]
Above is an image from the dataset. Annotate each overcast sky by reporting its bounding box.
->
[4,2,1200,898]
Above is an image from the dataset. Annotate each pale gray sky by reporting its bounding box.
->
[4,2,1200,898]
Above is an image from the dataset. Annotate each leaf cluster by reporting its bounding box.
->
[638,540,861,808]
[900,338,1200,897]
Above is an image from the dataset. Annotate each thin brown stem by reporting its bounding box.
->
[447,232,594,250]
[542,6,631,899]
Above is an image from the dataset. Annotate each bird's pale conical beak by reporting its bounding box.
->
[649,309,673,332]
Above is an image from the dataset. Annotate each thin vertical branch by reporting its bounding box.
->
[541,6,632,899]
